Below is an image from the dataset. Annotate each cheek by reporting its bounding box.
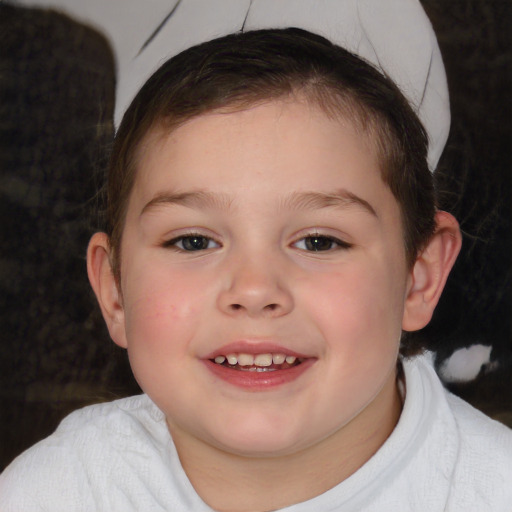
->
[292,265,404,432]
[120,269,208,401]
[121,263,207,354]
[305,263,405,353]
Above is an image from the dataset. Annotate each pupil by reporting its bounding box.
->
[306,236,332,251]
[183,236,208,251]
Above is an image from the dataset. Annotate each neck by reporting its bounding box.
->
[169,372,402,512]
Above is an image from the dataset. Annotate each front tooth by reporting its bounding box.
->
[254,353,273,367]
[285,355,296,364]
[226,354,238,365]
[237,353,255,366]
[272,353,286,365]
[214,355,226,364]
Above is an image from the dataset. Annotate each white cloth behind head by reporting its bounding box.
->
[114,0,450,171]
[15,0,449,170]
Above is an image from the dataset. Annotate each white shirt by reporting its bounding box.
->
[1,355,511,511]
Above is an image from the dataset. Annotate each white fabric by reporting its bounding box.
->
[13,0,449,170]
[1,355,511,511]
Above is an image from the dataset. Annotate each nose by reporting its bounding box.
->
[217,256,294,318]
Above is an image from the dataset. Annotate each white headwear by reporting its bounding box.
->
[113,0,449,171]
[20,0,448,170]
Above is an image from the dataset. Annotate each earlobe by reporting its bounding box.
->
[402,211,462,331]
[87,232,128,348]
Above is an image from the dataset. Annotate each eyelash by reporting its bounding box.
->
[292,233,352,252]
[163,232,351,252]
[163,233,221,252]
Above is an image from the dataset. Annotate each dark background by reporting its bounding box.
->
[0,0,510,470]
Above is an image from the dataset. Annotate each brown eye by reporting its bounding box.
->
[304,236,336,251]
[293,234,351,252]
[166,235,220,251]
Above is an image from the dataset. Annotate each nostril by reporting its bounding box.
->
[228,303,278,312]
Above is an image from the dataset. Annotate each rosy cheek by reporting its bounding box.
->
[125,273,204,339]
[309,268,395,343]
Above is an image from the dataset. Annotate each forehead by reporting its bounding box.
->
[137,90,380,165]
[129,99,395,219]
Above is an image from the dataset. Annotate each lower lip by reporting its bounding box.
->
[203,359,315,391]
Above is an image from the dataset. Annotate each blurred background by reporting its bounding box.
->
[0,0,510,470]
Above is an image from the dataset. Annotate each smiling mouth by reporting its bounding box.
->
[210,353,304,372]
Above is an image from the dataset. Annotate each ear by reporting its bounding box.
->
[87,232,128,348]
[402,211,462,331]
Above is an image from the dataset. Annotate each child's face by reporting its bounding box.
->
[114,99,413,457]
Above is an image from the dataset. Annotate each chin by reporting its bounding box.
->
[204,413,322,458]
[216,436,304,459]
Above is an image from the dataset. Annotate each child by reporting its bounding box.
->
[2,24,511,512]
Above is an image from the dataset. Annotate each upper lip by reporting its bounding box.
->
[204,340,312,360]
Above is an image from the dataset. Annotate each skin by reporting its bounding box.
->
[88,98,461,511]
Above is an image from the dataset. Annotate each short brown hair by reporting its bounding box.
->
[106,28,436,296]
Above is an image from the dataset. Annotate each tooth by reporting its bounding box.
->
[226,354,238,365]
[254,353,273,367]
[272,353,286,365]
[237,353,254,366]
[214,355,226,364]
[285,355,296,364]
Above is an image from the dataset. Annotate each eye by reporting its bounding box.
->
[293,234,351,252]
[165,234,220,251]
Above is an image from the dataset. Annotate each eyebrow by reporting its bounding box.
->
[281,190,377,217]
[140,190,233,215]
[140,188,377,217]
